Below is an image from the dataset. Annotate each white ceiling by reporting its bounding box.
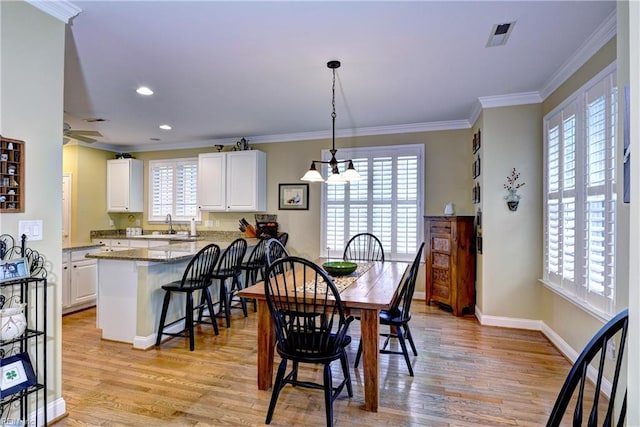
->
[61,1,616,152]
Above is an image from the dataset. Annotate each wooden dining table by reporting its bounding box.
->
[238,259,410,412]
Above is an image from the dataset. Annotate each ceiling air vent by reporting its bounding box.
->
[84,117,108,123]
[486,21,515,47]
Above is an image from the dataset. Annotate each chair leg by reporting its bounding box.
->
[265,359,288,425]
[396,326,414,377]
[235,275,248,317]
[203,287,219,336]
[404,323,418,356]
[354,340,363,368]
[186,291,195,351]
[219,280,231,328]
[155,291,171,346]
[340,351,353,397]
[323,363,334,427]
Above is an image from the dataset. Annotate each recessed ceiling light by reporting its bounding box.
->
[136,86,154,96]
[159,124,172,130]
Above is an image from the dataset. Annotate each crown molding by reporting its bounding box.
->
[115,120,472,153]
[26,0,81,23]
[478,91,543,109]
[539,9,616,100]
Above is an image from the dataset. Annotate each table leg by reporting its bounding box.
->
[257,299,275,390]
[360,308,379,412]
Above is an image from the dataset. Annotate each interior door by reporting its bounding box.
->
[62,173,72,246]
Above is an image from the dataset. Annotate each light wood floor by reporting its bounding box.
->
[57,303,574,426]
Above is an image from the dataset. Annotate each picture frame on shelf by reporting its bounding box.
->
[0,352,37,398]
[278,183,309,210]
[0,258,30,283]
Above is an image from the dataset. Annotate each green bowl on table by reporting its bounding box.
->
[322,261,357,276]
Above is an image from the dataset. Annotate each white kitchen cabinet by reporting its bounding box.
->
[107,158,143,212]
[198,153,226,211]
[198,150,266,212]
[62,248,100,314]
[91,238,131,251]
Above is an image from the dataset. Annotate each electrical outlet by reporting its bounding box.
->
[109,219,115,227]
[205,220,213,228]
[135,220,141,226]
[606,339,616,360]
[215,220,220,227]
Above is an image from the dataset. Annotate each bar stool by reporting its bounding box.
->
[156,243,220,351]
[208,238,247,328]
[239,237,269,312]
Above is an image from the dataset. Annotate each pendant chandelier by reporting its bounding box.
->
[301,60,361,184]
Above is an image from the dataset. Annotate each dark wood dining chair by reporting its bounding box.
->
[265,238,289,266]
[263,256,354,427]
[343,232,384,262]
[155,243,220,351]
[354,242,424,376]
[546,308,629,427]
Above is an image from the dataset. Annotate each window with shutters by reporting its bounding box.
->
[321,144,423,261]
[148,158,200,222]
[543,63,617,318]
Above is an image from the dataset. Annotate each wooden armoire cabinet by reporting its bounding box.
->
[424,216,476,316]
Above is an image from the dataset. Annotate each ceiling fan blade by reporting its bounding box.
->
[63,137,71,145]
[71,134,97,143]
[71,130,102,137]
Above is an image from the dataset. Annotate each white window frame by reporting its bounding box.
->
[148,158,200,223]
[320,144,424,261]
[542,62,617,320]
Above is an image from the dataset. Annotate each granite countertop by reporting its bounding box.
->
[85,238,260,263]
[63,242,105,251]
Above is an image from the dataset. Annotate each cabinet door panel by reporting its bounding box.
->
[62,262,70,308]
[107,160,130,211]
[71,260,97,305]
[198,153,226,211]
[226,151,258,210]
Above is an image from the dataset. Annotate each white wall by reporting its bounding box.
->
[1,0,66,421]
[623,1,639,424]
[476,104,543,320]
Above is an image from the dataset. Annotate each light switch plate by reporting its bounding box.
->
[18,220,43,241]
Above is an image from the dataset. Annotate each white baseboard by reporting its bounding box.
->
[26,397,66,427]
[134,321,185,349]
[475,306,612,397]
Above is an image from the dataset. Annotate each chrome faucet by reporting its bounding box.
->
[165,213,176,234]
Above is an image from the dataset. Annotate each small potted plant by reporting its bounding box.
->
[504,168,525,211]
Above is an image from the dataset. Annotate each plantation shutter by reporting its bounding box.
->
[149,158,200,222]
[321,144,423,261]
[583,74,616,314]
[543,63,616,318]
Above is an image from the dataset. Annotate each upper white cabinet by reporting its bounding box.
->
[198,150,266,212]
[107,159,143,212]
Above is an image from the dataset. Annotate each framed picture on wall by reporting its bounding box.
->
[279,183,309,210]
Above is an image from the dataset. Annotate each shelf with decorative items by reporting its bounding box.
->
[503,167,525,211]
[0,234,47,426]
[0,137,24,213]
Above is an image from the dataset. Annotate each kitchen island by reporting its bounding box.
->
[86,238,257,349]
